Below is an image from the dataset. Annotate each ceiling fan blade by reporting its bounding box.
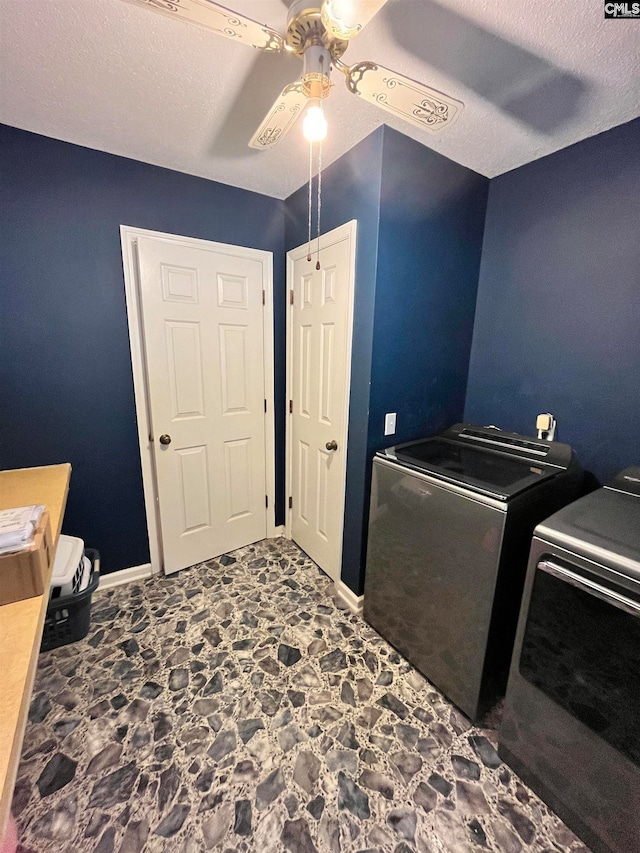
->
[321,0,388,40]
[123,0,285,51]
[343,61,463,132]
[248,81,308,150]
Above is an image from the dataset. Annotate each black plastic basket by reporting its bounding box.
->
[41,548,100,652]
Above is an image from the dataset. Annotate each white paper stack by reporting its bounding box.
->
[0,505,45,555]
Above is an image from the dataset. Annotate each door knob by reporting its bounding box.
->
[326,440,338,451]
[159,434,172,445]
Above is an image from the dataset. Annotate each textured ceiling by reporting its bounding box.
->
[1,0,639,199]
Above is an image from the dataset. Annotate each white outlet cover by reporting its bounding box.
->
[384,413,397,436]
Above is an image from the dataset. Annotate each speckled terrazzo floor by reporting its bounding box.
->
[13,538,591,853]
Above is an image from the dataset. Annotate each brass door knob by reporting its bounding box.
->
[326,440,338,451]
[159,434,172,445]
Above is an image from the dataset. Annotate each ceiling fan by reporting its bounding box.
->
[123,0,464,148]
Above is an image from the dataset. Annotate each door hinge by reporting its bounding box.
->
[290,289,294,306]
[288,496,293,509]
[262,290,265,306]
[265,495,269,508]
[289,400,293,414]
[264,399,267,413]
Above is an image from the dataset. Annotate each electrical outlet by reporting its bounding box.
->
[384,413,397,436]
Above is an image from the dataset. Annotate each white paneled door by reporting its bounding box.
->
[137,235,268,574]
[288,222,356,581]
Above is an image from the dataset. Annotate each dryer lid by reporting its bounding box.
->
[536,486,640,585]
[605,466,640,498]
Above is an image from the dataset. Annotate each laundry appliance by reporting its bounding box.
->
[363,423,584,720]
[499,467,640,853]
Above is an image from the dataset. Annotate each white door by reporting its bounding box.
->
[137,235,268,574]
[288,221,356,580]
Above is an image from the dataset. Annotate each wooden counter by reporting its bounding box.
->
[0,464,71,839]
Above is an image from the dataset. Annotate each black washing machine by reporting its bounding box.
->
[363,423,583,721]
[499,467,640,853]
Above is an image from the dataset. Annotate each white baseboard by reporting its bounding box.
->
[269,525,286,538]
[98,563,153,590]
[335,579,364,615]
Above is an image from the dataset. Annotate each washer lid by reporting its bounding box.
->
[385,437,559,501]
[536,487,640,584]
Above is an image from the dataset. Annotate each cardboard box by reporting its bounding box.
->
[0,511,53,605]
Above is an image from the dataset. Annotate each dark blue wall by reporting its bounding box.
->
[0,124,285,573]
[372,127,489,449]
[285,130,384,591]
[465,118,640,483]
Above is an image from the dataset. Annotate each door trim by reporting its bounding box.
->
[120,225,277,576]
[285,219,357,580]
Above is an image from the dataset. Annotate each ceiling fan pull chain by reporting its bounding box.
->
[316,138,323,271]
[307,140,314,262]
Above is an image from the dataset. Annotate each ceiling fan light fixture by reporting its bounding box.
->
[303,100,328,142]
[322,0,387,40]
[126,0,463,153]
[322,0,355,30]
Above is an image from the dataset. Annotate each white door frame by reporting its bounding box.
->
[121,225,278,576]
[285,220,357,581]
